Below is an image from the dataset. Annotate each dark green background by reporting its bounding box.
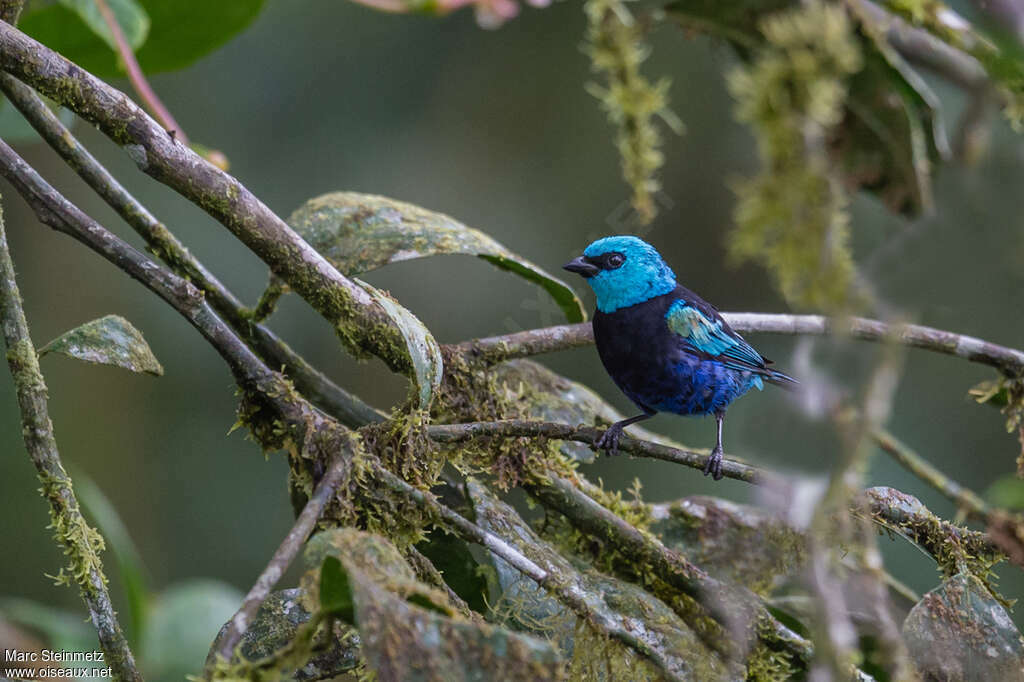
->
[1,0,1022,656]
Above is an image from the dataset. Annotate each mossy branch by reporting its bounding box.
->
[0,21,416,378]
[0,73,384,429]
[0,201,141,681]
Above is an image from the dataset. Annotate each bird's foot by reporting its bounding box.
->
[703,445,724,481]
[595,424,624,456]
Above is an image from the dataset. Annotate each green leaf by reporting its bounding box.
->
[20,0,266,78]
[57,0,150,52]
[141,580,243,682]
[0,598,98,652]
[285,192,586,324]
[74,471,150,641]
[902,572,1024,682]
[357,279,442,410]
[319,556,355,624]
[985,476,1024,510]
[39,314,163,376]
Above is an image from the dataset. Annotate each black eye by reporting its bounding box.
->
[606,253,625,269]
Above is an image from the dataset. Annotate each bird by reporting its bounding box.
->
[563,235,796,480]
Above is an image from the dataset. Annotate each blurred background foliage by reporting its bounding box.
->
[1,0,1023,678]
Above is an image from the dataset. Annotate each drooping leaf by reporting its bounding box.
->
[319,556,355,624]
[650,495,806,596]
[467,478,731,679]
[299,528,562,682]
[39,314,163,376]
[357,279,442,410]
[666,0,948,216]
[141,580,243,682]
[902,572,1024,682]
[57,0,150,52]
[285,192,586,323]
[20,0,266,78]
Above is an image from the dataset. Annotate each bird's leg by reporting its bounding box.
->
[596,412,653,456]
[703,411,725,481]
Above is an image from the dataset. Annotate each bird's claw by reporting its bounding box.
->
[596,425,623,456]
[703,446,724,481]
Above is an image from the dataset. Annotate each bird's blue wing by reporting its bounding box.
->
[665,300,767,373]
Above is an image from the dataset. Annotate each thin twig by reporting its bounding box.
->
[452,313,1024,375]
[0,24,413,377]
[0,73,384,428]
[0,200,142,681]
[216,454,353,661]
[92,0,187,143]
[427,419,773,485]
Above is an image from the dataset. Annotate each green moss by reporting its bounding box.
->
[728,0,864,311]
[584,0,681,224]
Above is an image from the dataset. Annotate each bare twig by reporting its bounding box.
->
[0,73,384,428]
[216,453,354,661]
[92,0,187,143]
[0,201,141,681]
[452,313,1024,375]
[0,24,414,377]
[427,420,773,485]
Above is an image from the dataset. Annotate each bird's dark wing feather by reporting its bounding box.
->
[665,295,768,374]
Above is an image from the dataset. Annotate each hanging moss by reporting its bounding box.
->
[584,0,681,224]
[728,1,864,311]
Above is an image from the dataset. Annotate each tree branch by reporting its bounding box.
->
[453,313,1024,375]
[427,420,774,485]
[0,24,414,376]
[0,200,141,681]
[216,452,354,661]
[0,73,384,428]
[374,466,690,681]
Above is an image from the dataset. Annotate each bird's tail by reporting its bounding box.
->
[763,368,799,390]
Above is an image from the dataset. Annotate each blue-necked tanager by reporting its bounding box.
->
[564,235,796,480]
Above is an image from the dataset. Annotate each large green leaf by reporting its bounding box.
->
[902,572,1024,681]
[666,0,948,216]
[285,192,586,323]
[300,528,562,682]
[20,0,266,78]
[39,314,163,376]
[58,0,150,52]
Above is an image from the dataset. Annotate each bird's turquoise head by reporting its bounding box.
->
[563,236,676,313]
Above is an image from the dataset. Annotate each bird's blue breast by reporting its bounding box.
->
[592,289,761,417]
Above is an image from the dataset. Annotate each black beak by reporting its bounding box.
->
[563,256,599,278]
